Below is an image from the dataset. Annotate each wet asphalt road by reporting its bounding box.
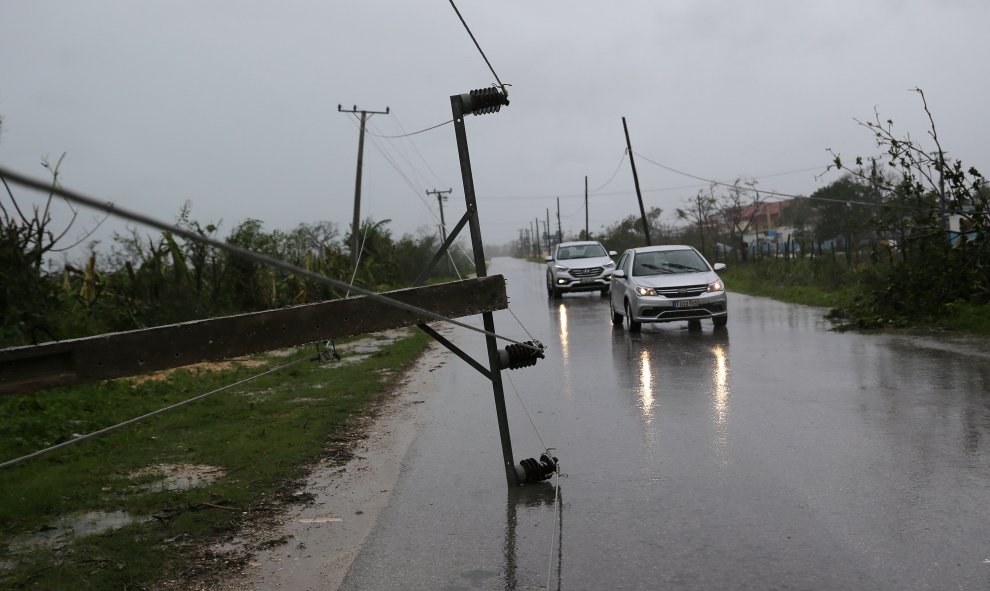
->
[339,257,990,590]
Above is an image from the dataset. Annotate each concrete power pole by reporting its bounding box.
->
[338,104,390,261]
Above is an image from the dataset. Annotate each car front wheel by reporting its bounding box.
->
[610,298,623,325]
[713,315,728,328]
[625,300,641,332]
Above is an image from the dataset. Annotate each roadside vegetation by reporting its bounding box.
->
[0,329,429,589]
[512,89,990,335]
[0,154,463,587]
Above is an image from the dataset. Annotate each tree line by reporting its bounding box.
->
[0,174,472,347]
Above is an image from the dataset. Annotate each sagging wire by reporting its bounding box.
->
[366,118,454,139]
[0,165,538,352]
[0,344,336,470]
[546,462,563,591]
[447,0,509,100]
[631,149,978,215]
[588,150,628,193]
[345,114,478,272]
[501,309,562,591]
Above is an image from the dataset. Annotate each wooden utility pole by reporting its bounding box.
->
[622,116,652,246]
[534,217,540,257]
[545,208,551,254]
[585,175,589,240]
[338,104,390,261]
[556,197,562,244]
[427,188,453,243]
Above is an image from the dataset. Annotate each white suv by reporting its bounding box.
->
[545,241,617,298]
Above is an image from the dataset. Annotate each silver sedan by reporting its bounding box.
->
[609,245,728,331]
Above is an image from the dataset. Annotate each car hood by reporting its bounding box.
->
[632,270,718,288]
[553,256,614,269]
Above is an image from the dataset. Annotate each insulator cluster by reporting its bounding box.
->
[498,340,545,370]
[517,453,558,484]
[466,87,509,115]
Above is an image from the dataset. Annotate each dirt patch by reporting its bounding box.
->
[129,464,227,493]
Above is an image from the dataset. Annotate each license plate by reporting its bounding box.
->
[673,299,699,308]
[580,278,595,283]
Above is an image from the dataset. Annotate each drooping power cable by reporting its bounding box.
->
[0,165,536,350]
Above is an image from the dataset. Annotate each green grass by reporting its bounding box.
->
[0,329,429,589]
[720,259,859,309]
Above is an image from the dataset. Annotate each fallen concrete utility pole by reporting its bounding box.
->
[0,276,507,396]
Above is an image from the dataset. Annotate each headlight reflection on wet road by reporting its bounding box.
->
[711,343,730,462]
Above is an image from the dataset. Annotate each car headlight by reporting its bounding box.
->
[707,279,725,292]
[635,286,657,296]
[603,261,615,269]
[555,265,569,272]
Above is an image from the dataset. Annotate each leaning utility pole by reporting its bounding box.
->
[622,116,652,246]
[338,104,390,261]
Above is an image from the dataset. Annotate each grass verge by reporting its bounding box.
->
[719,259,858,309]
[0,329,430,589]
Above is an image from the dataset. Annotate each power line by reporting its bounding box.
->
[0,165,530,348]
[448,0,509,98]
[631,150,972,214]
[588,151,628,193]
[365,118,453,139]
[0,352,315,469]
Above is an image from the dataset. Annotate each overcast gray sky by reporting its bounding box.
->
[2,0,989,257]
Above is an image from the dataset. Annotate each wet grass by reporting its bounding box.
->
[0,330,429,589]
[719,259,859,310]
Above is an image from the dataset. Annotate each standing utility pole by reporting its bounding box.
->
[545,209,551,254]
[529,218,543,258]
[622,116,652,246]
[427,188,454,274]
[584,175,589,240]
[338,104,390,261]
[427,188,453,243]
[556,197,562,244]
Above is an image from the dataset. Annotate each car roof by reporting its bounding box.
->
[626,245,697,254]
[557,241,603,248]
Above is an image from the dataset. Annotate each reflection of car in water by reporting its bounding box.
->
[545,241,617,298]
[609,245,728,331]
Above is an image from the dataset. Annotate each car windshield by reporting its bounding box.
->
[632,250,708,276]
[557,244,607,260]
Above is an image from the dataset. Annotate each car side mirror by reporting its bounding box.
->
[608,250,617,257]
[713,262,726,272]
[612,269,626,279]
[545,256,553,263]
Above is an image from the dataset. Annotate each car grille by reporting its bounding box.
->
[656,284,706,298]
[570,266,603,278]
